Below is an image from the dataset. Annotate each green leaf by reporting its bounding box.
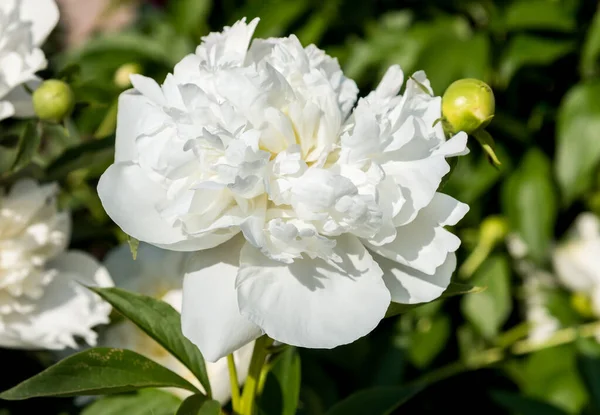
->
[167,0,211,39]
[461,255,511,339]
[407,315,451,368]
[490,391,570,415]
[0,348,199,400]
[499,35,574,85]
[258,347,301,415]
[581,7,600,78]
[506,345,587,413]
[63,33,181,68]
[91,287,211,398]
[503,149,557,263]
[8,121,41,175]
[82,389,182,415]
[176,394,220,415]
[577,347,600,412]
[385,282,483,318]
[325,386,421,415]
[555,81,600,204]
[504,0,576,32]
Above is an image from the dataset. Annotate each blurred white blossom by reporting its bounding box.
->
[553,213,600,316]
[507,233,560,343]
[0,179,112,350]
[98,18,469,361]
[103,243,254,403]
[0,0,59,120]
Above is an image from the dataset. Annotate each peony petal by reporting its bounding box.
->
[236,235,390,349]
[98,162,235,251]
[114,90,148,162]
[0,251,113,350]
[366,193,468,275]
[377,252,456,304]
[20,0,59,45]
[182,237,262,362]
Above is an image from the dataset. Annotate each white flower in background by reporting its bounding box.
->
[98,18,469,361]
[0,179,112,350]
[102,243,254,403]
[0,0,59,120]
[507,233,560,343]
[553,213,600,316]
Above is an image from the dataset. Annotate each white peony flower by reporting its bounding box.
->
[97,18,469,361]
[0,0,59,120]
[0,179,112,350]
[553,213,600,316]
[507,234,560,344]
[102,243,254,403]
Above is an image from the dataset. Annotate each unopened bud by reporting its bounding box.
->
[442,78,495,135]
[571,293,595,319]
[32,80,75,123]
[114,63,142,89]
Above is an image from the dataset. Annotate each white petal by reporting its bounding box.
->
[367,193,468,275]
[236,235,390,349]
[20,0,59,45]
[98,162,234,251]
[3,82,38,118]
[182,237,262,362]
[0,251,113,350]
[114,90,148,162]
[377,252,456,304]
[130,74,166,106]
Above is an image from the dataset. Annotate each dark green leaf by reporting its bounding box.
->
[325,386,421,415]
[45,136,115,181]
[504,0,576,32]
[555,81,600,204]
[259,347,301,415]
[490,391,569,415]
[81,389,182,415]
[581,8,600,78]
[503,149,557,263]
[461,255,511,339]
[8,122,41,175]
[499,36,574,85]
[91,287,211,398]
[577,348,600,411]
[176,394,220,415]
[385,282,483,318]
[0,348,199,400]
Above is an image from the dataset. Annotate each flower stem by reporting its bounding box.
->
[240,335,273,415]
[410,320,600,388]
[227,354,241,414]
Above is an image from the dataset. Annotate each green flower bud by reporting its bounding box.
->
[571,292,595,319]
[32,80,75,123]
[442,78,495,135]
[114,63,142,89]
[480,215,508,246]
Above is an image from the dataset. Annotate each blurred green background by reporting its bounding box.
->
[3,0,600,413]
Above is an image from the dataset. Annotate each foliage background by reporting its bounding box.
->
[2,0,600,413]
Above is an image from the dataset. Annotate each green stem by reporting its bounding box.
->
[240,336,273,415]
[411,321,600,388]
[227,354,241,414]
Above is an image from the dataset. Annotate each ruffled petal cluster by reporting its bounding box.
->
[98,18,469,361]
[0,180,112,349]
[0,0,59,120]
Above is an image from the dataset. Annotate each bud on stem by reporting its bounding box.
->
[32,80,75,123]
[442,78,500,167]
